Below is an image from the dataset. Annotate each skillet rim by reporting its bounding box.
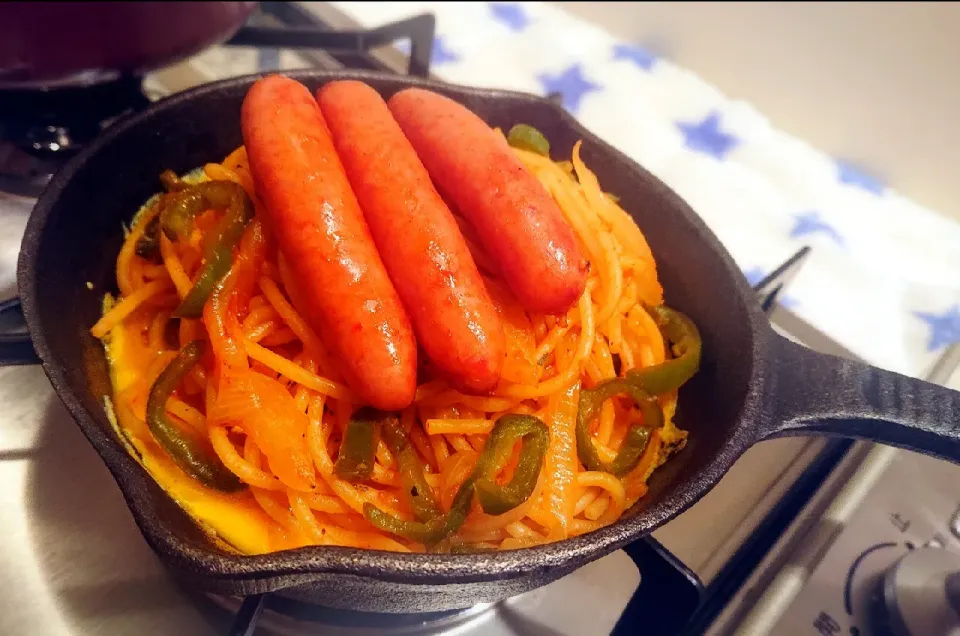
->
[17,68,770,584]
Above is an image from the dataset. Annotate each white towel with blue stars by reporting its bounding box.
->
[333,1,960,379]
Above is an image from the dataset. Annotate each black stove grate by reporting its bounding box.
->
[218,592,493,636]
[0,75,151,198]
[230,2,435,77]
[0,2,434,199]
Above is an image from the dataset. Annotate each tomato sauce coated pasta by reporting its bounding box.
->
[92,136,690,555]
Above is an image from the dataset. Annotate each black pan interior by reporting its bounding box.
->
[19,70,768,583]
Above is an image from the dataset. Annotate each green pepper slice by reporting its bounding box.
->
[132,169,184,261]
[364,476,475,546]
[625,305,701,396]
[159,169,188,193]
[575,305,700,477]
[473,414,549,516]
[365,414,550,545]
[167,181,255,318]
[159,180,243,241]
[379,415,441,523]
[507,124,551,156]
[333,407,382,483]
[146,340,244,492]
[135,216,162,263]
[576,378,663,477]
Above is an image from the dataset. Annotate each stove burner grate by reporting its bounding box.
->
[0,75,151,197]
[0,2,435,199]
[203,591,493,636]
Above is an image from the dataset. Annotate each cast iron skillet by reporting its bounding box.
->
[16,69,960,613]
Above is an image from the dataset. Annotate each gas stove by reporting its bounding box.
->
[0,76,152,198]
[1,3,958,636]
[0,2,430,199]
[756,447,960,636]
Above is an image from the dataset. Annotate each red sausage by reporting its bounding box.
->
[240,75,417,410]
[317,80,506,394]
[387,88,589,315]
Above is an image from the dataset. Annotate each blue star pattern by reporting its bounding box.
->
[790,211,845,246]
[612,43,657,71]
[537,64,602,114]
[394,37,459,66]
[914,305,960,351]
[743,267,767,287]
[676,111,740,160]
[743,266,800,309]
[837,161,885,196]
[489,2,532,31]
[431,36,460,65]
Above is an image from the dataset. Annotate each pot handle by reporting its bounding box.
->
[761,333,960,462]
[0,297,40,366]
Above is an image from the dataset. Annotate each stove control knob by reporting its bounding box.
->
[879,547,960,636]
[950,508,960,541]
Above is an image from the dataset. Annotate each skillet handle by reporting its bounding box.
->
[760,333,960,462]
[0,297,40,366]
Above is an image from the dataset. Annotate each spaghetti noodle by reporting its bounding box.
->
[93,138,689,555]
